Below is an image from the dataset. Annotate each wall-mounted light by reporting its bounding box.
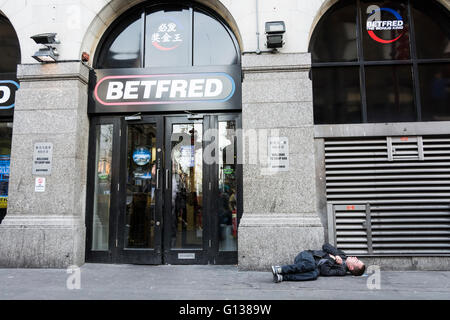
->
[31,33,60,63]
[265,21,286,49]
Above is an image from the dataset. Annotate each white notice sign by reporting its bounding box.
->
[35,177,46,192]
[268,137,289,172]
[32,142,53,175]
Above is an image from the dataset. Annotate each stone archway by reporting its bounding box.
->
[80,0,243,67]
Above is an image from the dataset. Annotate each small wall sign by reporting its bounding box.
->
[35,177,46,192]
[268,137,289,172]
[32,142,53,175]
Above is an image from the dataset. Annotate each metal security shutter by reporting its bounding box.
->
[325,136,450,255]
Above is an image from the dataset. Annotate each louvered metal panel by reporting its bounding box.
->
[325,136,450,256]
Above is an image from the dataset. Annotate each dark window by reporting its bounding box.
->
[412,0,450,59]
[310,0,450,124]
[365,65,415,122]
[313,67,362,124]
[95,4,240,69]
[419,63,450,121]
[310,0,357,63]
[194,10,238,66]
[96,13,142,69]
[0,15,20,73]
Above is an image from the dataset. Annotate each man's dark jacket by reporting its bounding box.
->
[309,243,348,276]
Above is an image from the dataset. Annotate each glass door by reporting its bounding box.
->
[163,116,209,264]
[209,114,242,264]
[116,116,164,264]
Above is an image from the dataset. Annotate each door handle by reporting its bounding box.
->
[156,169,160,189]
[165,169,169,190]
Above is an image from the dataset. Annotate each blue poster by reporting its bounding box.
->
[0,156,10,208]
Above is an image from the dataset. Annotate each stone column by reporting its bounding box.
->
[238,53,324,270]
[0,62,89,268]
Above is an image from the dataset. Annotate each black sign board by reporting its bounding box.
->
[0,73,19,117]
[89,65,242,114]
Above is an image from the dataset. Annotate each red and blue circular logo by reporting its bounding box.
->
[366,7,404,44]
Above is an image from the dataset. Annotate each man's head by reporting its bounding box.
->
[345,256,365,276]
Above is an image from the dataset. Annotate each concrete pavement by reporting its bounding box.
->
[0,263,449,300]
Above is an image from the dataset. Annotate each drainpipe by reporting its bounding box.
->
[242,0,276,55]
[255,0,261,54]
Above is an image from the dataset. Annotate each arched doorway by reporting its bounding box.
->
[86,2,242,265]
[0,13,20,224]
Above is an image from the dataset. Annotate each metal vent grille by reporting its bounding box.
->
[325,136,450,255]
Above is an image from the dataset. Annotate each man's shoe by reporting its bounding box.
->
[273,274,283,283]
[271,266,282,275]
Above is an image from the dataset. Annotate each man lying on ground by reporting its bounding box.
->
[271,243,366,283]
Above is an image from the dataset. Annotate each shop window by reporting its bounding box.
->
[96,14,142,69]
[365,65,415,122]
[145,7,191,68]
[193,10,239,66]
[412,1,450,59]
[95,4,240,69]
[310,0,450,124]
[313,67,362,124]
[309,0,358,63]
[0,122,12,224]
[419,63,450,121]
[361,0,411,61]
[0,15,19,223]
[0,15,21,73]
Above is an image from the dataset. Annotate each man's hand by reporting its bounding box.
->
[335,256,343,265]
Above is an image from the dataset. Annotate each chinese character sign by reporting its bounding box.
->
[151,22,184,51]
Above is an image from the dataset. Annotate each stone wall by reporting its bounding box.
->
[238,53,325,271]
[0,62,89,268]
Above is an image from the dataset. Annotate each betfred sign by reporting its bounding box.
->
[89,66,241,114]
[96,74,234,104]
[0,79,19,110]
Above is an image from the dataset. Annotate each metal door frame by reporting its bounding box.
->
[86,113,242,264]
[163,115,210,264]
[115,115,164,264]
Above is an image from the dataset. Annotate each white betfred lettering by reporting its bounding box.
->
[170,80,188,98]
[155,80,171,98]
[106,81,124,100]
[141,80,157,99]
[367,20,404,31]
[188,79,205,98]
[0,86,11,104]
[123,81,140,99]
[204,78,223,98]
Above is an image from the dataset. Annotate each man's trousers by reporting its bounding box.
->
[280,250,319,281]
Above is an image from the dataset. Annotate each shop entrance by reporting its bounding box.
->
[86,114,241,265]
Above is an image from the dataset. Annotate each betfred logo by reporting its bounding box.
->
[366,5,405,44]
[0,80,19,109]
[94,73,235,106]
